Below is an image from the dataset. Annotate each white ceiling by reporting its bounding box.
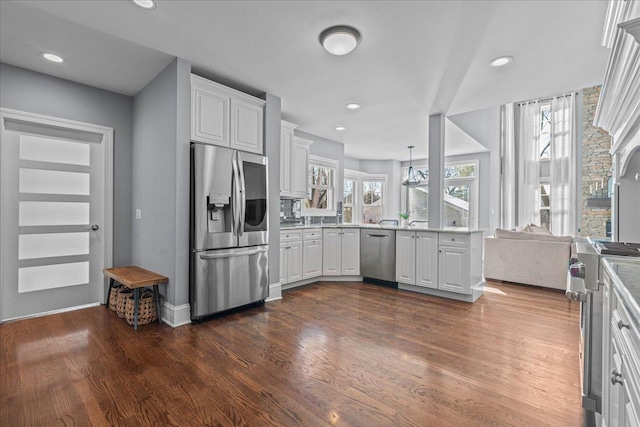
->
[0,1,611,161]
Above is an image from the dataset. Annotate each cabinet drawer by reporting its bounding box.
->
[303,228,323,241]
[280,230,303,242]
[439,233,467,246]
[613,289,640,373]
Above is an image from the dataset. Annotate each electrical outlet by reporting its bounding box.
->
[135,209,142,220]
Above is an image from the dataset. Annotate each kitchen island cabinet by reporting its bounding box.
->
[322,228,360,276]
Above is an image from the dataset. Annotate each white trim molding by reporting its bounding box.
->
[266,282,282,302]
[162,302,191,327]
[2,302,101,323]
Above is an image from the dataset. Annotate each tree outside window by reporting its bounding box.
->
[303,161,336,215]
[343,178,356,223]
[362,180,383,224]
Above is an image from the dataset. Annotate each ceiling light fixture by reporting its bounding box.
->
[131,0,158,10]
[489,56,513,67]
[346,103,361,110]
[319,25,361,56]
[336,126,346,131]
[402,146,427,186]
[41,52,64,63]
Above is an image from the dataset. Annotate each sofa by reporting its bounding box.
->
[484,226,573,290]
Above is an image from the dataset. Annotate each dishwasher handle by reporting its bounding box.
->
[366,234,389,238]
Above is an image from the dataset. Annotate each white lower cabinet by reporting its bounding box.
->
[280,230,303,285]
[602,266,640,427]
[322,228,360,276]
[396,231,481,298]
[303,231,323,279]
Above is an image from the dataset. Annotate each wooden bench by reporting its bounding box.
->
[103,266,168,330]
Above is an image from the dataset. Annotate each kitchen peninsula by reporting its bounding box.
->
[278,224,484,303]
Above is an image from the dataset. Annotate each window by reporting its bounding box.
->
[539,102,551,159]
[343,177,356,224]
[402,161,478,228]
[362,179,384,224]
[303,156,337,216]
[540,183,550,230]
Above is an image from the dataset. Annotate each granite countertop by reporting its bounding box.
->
[279,223,485,234]
[602,256,640,327]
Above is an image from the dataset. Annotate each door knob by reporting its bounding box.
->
[617,320,630,330]
[86,224,100,231]
[611,369,624,386]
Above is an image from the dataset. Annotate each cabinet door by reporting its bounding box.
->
[279,243,288,285]
[322,229,341,275]
[291,140,310,198]
[231,98,263,154]
[396,231,415,284]
[303,239,323,279]
[191,81,230,146]
[280,128,293,195]
[341,228,360,275]
[416,232,438,289]
[288,241,303,283]
[438,245,469,293]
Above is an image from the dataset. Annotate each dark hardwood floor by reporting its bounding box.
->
[1,281,584,426]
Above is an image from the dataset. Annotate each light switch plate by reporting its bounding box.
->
[135,209,142,219]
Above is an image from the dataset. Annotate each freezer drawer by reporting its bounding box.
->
[191,245,268,319]
[360,229,396,282]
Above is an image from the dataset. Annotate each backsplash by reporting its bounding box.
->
[280,198,342,225]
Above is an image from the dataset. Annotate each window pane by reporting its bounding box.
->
[344,180,354,205]
[343,206,353,224]
[363,206,383,224]
[19,232,89,260]
[305,188,330,209]
[540,184,550,208]
[444,184,470,227]
[540,104,551,159]
[18,261,89,293]
[363,181,382,206]
[444,164,475,178]
[19,201,90,226]
[20,168,90,195]
[20,135,90,166]
[407,186,429,221]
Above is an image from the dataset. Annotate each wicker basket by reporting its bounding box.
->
[108,283,124,311]
[125,289,157,326]
[116,287,133,318]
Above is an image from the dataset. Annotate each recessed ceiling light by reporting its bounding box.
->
[346,103,361,110]
[489,56,513,67]
[336,126,346,131]
[131,0,158,9]
[319,25,361,56]
[41,52,64,63]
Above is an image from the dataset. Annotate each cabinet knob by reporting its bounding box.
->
[611,369,624,386]
[617,320,630,330]
[452,238,455,241]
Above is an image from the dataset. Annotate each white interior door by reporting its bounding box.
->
[1,109,113,321]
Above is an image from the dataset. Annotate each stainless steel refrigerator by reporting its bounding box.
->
[190,142,269,320]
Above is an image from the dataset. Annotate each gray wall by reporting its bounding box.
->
[0,62,133,265]
[263,94,282,288]
[131,58,191,307]
[618,150,640,243]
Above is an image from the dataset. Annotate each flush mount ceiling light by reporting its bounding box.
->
[346,103,361,110]
[131,0,158,9]
[402,146,427,186]
[320,25,361,56]
[335,126,346,131]
[489,56,513,67]
[40,52,64,63]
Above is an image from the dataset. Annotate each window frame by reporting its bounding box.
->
[343,169,388,225]
[343,171,359,224]
[400,159,480,229]
[302,155,338,216]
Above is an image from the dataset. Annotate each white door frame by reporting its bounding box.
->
[0,108,114,321]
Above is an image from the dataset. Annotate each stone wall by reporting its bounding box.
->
[581,85,612,238]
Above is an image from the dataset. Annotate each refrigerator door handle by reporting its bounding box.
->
[199,246,268,260]
[237,152,246,237]
[231,151,241,236]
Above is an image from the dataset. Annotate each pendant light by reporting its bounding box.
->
[402,146,424,186]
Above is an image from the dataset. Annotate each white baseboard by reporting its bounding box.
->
[162,302,191,327]
[2,302,101,323]
[266,282,282,302]
[397,281,484,303]
[282,275,363,291]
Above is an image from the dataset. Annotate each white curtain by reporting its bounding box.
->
[517,102,541,227]
[500,103,516,229]
[550,94,578,236]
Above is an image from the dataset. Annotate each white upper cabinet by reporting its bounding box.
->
[280,120,312,198]
[191,74,265,154]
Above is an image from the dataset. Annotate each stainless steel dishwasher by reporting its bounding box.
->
[360,229,396,282]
